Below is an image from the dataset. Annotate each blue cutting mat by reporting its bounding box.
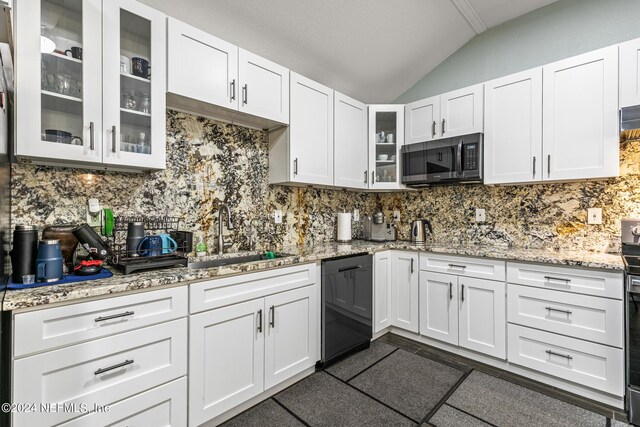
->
[6,268,113,290]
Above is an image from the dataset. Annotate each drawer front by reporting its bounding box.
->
[14,286,188,358]
[507,262,623,300]
[507,284,623,348]
[58,377,187,427]
[419,253,505,281]
[190,263,317,313]
[507,324,624,396]
[13,319,187,427]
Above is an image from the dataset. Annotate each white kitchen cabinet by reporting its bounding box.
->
[620,37,640,108]
[334,91,368,189]
[419,271,458,345]
[264,286,318,389]
[189,299,265,427]
[543,46,619,181]
[484,68,543,184]
[458,276,505,359]
[167,18,289,127]
[368,104,405,190]
[405,95,440,144]
[270,72,334,186]
[440,84,484,138]
[15,0,166,170]
[374,251,393,333]
[390,251,419,333]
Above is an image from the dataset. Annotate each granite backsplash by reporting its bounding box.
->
[11,110,640,253]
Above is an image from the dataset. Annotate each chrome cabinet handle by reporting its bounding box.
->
[410,258,414,274]
[431,121,436,138]
[461,284,465,302]
[269,305,275,327]
[544,276,571,284]
[257,309,263,333]
[89,121,95,151]
[547,154,551,176]
[371,171,375,184]
[242,84,248,105]
[95,311,134,322]
[94,359,134,375]
[293,158,298,176]
[230,79,236,101]
[111,125,117,153]
[364,171,368,184]
[449,282,453,300]
[442,118,446,135]
[532,156,536,178]
[546,350,572,360]
[545,306,572,315]
[448,264,467,271]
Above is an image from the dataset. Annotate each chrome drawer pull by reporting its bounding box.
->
[94,359,134,375]
[544,276,571,284]
[269,305,275,327]
[448,264,467,270]
[257,309,263,333]
[449,282,453,300]
[545,350,572,360]
[94,311,134,322]
[545,306,572,315]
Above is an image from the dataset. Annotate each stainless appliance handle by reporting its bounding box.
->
[544,276,571,284]
[112,125,117,153]
[449,282,453,300]
[293,158,298,176]
[95,311,134,322]
[339,265,363,273]
[545,306,572,315]
[410,258,414,274]
[546,350,572,360]
[230,79,236,101]
[89,121,95,151]
[532,156,536,178]
[456,139,463,176]
[448,263,467,271]
[442,118,446,135]
[257,309,263,333]
[364,171,368,184]
[94,359,134,375]
[242,84,248,105]
[269,305,275,327]
[461,284,465,302]
[431,121,436,138]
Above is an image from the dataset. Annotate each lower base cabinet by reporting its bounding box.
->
[374,251,392,333]
[390,251,419,333]
[189,284,318,426]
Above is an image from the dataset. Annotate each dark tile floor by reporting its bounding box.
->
[221,333,630,426]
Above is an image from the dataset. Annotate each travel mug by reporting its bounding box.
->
[35,239,64,283]
[10,225,39,283]
[72,224,112,261]
[126,222,145,257]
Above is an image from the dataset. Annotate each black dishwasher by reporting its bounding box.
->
[320,254,373,367]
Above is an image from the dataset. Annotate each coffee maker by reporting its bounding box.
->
[363,212,397,242]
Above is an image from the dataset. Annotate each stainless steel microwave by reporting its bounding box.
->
[401,133,483,186]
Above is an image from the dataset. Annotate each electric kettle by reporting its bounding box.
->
[411,219,433,244]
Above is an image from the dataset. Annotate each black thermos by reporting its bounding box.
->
[10,225,39,283]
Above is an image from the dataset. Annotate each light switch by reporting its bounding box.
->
[475,208,486,222]
[274,210,282,224]
[588,208,602,225]
[353,209,360,222]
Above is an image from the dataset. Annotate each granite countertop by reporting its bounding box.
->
[1,240,624,311]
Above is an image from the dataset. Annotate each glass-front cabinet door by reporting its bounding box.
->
[368,105,405,190]
[102,0,166,170]
[16,0,102,164]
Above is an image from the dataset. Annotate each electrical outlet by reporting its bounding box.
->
[274,210,282,224]
[393,210,400,222]
[475,208,486,222]
[353,209,360,222]
[588,208,602,225]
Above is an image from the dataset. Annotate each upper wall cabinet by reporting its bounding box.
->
[368,105,405,191]
[543,46,619,181]
[269,72,334,186]
[620,38,640,108]
[405,84,483,145]
[484,68,543,185]
[334,92,368,189]
[16,0,166,170]
[167,18,289,128]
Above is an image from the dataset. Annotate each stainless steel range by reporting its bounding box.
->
[622,219,640,424]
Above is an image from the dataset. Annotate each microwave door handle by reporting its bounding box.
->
[456,139,463,176]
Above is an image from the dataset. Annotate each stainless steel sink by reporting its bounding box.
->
[188,253,294,270]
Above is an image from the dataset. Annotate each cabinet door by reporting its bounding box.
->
[189,299,264,426]
[15,0,103,164]
[620,38,640,108]
[440,84,483,138]
[264,286,318,389]
[390,251,419,333]
[238,48,289,124]
[374,251,393,333]
[368,104,405,190]
[458,277,505,359]
[405,96,440,144]
[167,18,238,110]
[484,68,543,184]
[419,272,458,345]
[334,91,368,189]
[289,72,334,185]
[543,46,619,181]
[102,0,166,170]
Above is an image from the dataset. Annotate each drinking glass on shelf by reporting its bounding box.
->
[122,90,137,110]
[138,93,150,114]
[55,74,72,95]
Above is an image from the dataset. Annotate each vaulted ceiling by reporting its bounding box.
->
[140,0,558,103]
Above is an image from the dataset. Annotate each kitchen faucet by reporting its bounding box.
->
[216,203,234,255]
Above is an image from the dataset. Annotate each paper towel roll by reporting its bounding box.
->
[337,212,352,242]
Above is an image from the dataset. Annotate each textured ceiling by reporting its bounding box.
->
[139,0,558,103]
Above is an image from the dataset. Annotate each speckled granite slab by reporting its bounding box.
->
[2,240,623,311]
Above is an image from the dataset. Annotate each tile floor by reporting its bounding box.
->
[221,333,630,426]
